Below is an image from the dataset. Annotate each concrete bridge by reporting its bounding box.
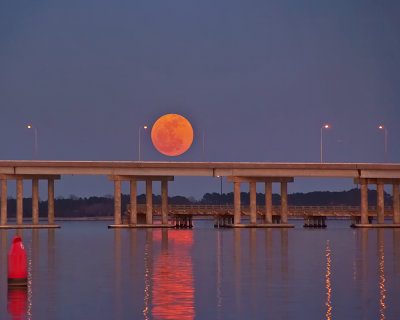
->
[0,161,399,229]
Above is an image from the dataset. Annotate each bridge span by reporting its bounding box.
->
[0,161,399,229]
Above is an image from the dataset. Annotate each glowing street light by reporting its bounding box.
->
[138,125,148,161]
[27,125,38,160]
[320,124,330,163]
[378,125,388,162]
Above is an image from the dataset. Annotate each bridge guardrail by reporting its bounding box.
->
[126,204,393,216]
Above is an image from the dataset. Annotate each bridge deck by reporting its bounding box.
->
[1,160,400,178]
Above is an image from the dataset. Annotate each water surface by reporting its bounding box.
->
[1,220,399,319]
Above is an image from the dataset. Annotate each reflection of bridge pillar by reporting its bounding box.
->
[32,179,39,225]
[234,228,241,313]
[16,179,23,225]
[360,181,368,224]
[394,230,400,274]
[161,228,168,251]
[281,182,288,224]
[281,229,288,275]
[161,179,168,225]
[130,180,137,225]
[360,226,369,308]
[114,180,122,225]
[114,228,122,319]
[234,182,241,225]
[393,184,400,224]
[1,179,7,225]
[265,182,272,224]
[249,182,257,224]
[146,180,153,225]
[377,183,384,224]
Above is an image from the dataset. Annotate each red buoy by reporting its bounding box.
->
[8,235,27,287]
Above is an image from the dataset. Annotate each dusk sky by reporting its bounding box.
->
[1,0,399,198]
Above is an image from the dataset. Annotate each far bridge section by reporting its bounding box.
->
[125,204,395,228]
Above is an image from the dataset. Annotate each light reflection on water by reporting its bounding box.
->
[325,240,332,320]
[0,221,400,319]
[151,230,195,320]
[378,230,386,320]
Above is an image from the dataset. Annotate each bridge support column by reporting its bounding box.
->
[146,180,153,225]
[265,182,272,224]
[360,181,368,224]
[114,180,121,225]
[281,182,288,224]
[234,182,241,225]
[354,178,400,228]
[393,184,399,224]
[48,179,55,225]
[227,176,294,227]
[161,179,168,225]
[130,180,137,225]
[249,182,257,224]
[108,175,173,228]
[1,179,7,225]
[377,183,384,224]
[32,179,39,225]
[16,179,23,225]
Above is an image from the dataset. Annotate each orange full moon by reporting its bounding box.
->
[151,114,194,156]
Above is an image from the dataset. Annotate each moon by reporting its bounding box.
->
[151,114,194,156]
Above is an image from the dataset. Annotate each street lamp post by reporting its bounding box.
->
[202,129,205,162]
[216,175,223,204]
[378,125,388,162]
[138,125,148,161]
[320,124,330,163]
[27,125,38,160]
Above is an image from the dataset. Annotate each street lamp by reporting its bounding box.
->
[27,125,38,160]
[138,125,148,161]
[378,125,388,162]
[320,124,330,163]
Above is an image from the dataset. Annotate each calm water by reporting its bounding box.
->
[1,220,400,320]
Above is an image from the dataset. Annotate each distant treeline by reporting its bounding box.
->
[5,188,393,218]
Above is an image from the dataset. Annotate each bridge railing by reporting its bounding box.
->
[128,204,393,216]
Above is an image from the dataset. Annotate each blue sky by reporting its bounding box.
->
[1,0,399,198]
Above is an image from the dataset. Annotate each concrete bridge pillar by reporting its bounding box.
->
[114,180,121,225]
[393,184,399,224]
[355,178,400,227]
[130,180,137,225]
[1,179,7,226]
[146,179,153,225]
[161,179,168,225]
[16,179,23,225]
[227,176,293,227]
[265,182,272,224]
[0,175,59,228]
[234,182,241,225]
[377,183,384,224]
[32,179,39,225]
[281,182,288,224]
[360,181,368,224]
[108,175,173,228]
[249,182,257,224]
[48,178,55,225]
